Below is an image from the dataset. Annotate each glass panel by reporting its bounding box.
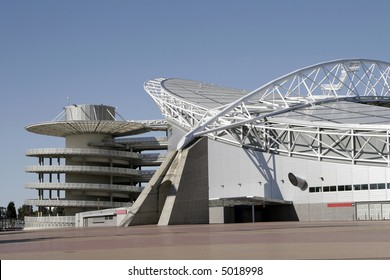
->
[370,184,378,190]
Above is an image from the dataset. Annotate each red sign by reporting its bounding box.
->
[327,202,353,208]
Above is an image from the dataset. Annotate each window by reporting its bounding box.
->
[308,183,389,192]
[309,187,322,193]
[322,183,389,191]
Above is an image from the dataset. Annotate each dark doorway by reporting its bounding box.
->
[224,204,299,223]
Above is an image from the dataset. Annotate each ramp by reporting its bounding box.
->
[119,150,178,226]
[120,138,209,226]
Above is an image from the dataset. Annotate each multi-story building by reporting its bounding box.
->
[25,104,167,228]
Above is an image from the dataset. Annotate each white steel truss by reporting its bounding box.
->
[145,59,390,166]
[144,78,210,131]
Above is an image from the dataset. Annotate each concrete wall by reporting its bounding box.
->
[164,137,209,224]
[75,208,128,227]
[122,138,209,226]
[121,151,178,226]
[167,124,187,152]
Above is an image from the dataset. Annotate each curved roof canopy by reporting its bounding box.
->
[26,104,167,137]
[25,121,147,137]
[145,59,390,166]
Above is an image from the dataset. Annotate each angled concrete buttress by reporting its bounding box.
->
[120,138,209,226]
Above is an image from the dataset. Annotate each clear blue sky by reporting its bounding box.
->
[1,0,390,209]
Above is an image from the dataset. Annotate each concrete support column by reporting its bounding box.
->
[49,158,53,182]
[57,158,61,183]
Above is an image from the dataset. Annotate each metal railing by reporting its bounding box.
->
[24,216,75,228]
[25,165,142,177]
[25,199,133,208]
[26,148,141,160]
[0,219,24,231]
[141,152,167,161]
[25,182,144,193]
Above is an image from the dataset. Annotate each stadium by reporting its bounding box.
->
[25,59,390,228]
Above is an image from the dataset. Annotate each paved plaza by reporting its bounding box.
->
[1,221,390,259]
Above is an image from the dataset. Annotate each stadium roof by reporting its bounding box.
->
[161,78,249,109]
[274,101,390,126]
[145,59,390,166]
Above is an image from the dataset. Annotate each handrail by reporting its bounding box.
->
[115,136,168,144]
[25,182,144,192]
[25,199,133,208]
[26,148,141,160]
[25,165,142,176]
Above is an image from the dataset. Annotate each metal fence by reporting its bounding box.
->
[24,216,75,229]
[0,219,24,231]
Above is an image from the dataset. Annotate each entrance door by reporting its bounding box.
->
[382,204,390,220]
[356,204,369,220]
[369,204,382,220]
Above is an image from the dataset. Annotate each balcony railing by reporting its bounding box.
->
[25,199,133,208]
[26,165,142,177]
[26,148,141,160]
[25,182,144,193]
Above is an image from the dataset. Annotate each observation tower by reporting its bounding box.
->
[25,104,167,227]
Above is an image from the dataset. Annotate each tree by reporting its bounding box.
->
[18,204,33,220]
[52,207,65,216]
[7,201,17,219]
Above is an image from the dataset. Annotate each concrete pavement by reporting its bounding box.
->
[1,221,390,259]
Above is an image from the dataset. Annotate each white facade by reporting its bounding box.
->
[207,138,390,222]
[75,208,129,227]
